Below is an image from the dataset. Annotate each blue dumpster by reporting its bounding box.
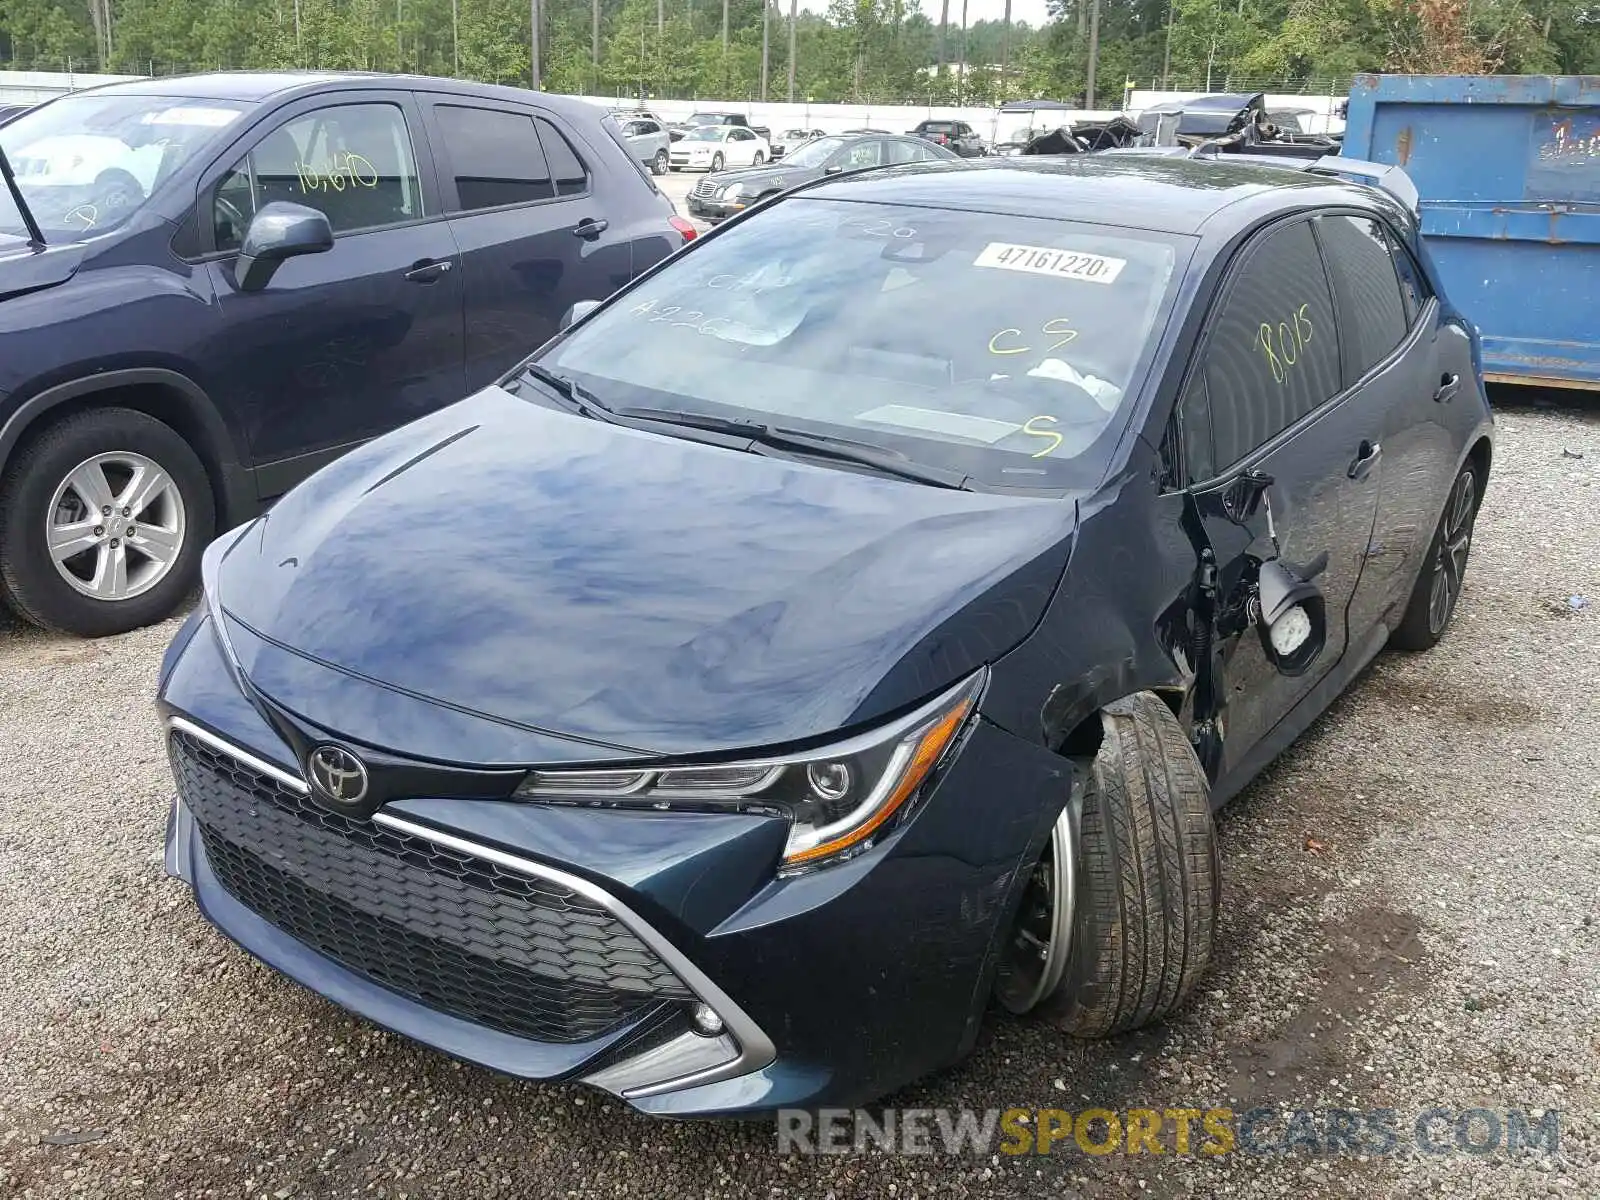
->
[1343,74,1600,390]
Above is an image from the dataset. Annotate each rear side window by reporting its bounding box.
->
[1316,214,1409,380]
[435,105,553,211]
[535,117,588,197]
[1201,220,1341,468]
[1384,227,1432,325]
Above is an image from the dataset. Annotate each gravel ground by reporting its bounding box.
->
[1,392,1596,1199]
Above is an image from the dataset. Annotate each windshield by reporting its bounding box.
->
[544,198,1189,491]
[684,127,725,142]
[0,94,247,242]
[782,136,847,168]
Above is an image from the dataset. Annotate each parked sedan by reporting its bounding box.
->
[668,125,770,172]
[159,153,1491,1119]
[686,132,958,222]
[0,73,691,637]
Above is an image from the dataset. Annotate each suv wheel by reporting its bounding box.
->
[652,149,668,176]
[995,692,1218,1034]
[0,407,215,637]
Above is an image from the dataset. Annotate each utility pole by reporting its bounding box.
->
[937,0,949,73]
[591,0,600,89]
[452,0,460,74]
[530,0,541,89]
[957,0,969,105]
[1085,0,1101,107]
[760,1,770,101]
[1161,0,1174,89]
[999,0,1011,106]
[787,0,798,102]
[294,0,302,51]
[395,0,403,68]
[722,0,730,92]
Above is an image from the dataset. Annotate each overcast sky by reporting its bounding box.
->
[797,0,1055,28]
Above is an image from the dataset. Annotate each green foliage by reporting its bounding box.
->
[0,0,1595,101]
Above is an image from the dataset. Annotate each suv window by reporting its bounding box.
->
[534,117,588,197]
[1316,214,1409,381]
[1200,219,1341,468]
[436,104,553,211]
[212,102,421,249]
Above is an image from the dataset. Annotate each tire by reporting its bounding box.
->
[1389,460,1480,651]
[1005,692,1218,1037]
[651,149,668,176]
[753,152,765,165]
[0,407,215,638]
[710,153,724,173]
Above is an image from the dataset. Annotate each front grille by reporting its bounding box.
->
[693,177,718,197]
[170,728,691,1044]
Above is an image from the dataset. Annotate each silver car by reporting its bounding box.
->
[617,116,671,176]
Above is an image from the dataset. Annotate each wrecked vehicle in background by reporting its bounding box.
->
[1137,91,1343,152]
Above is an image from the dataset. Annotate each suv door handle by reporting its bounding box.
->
[1348,439,1382,480]
[1434,372,1460,403]
[572,218,609,239]
[404,259,452,283]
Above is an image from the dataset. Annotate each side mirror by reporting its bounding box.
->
[235,202,333,292]
[561,299,601,330]
[1221,468,1274,525]
[823,163,844,175]
[1252,557,1327,676]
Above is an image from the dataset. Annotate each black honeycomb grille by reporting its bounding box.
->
[170,727,690,1044]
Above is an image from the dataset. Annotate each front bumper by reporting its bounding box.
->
[158,615,1071,1116]
[685,193,744,222]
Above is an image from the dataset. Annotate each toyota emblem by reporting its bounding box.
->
[307,745,369,806]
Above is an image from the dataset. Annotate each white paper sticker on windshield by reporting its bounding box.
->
[973,242,1126,284]
[141,106,242,128]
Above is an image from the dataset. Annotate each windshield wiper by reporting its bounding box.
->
[518,363,615,421]
[610,405,972,490]
[0,145,45,247]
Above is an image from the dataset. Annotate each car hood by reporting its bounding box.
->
[0,238,85,300]
[216,386,1077,762]
[708,163,817,192]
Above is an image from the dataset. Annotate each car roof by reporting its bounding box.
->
[54,71,606,122]
[801,154,1383,235]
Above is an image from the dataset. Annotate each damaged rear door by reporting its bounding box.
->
[1176,216,1383,777]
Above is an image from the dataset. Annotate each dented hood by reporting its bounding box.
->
[215,387,1078,761]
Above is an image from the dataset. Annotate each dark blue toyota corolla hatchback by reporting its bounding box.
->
[159,154,1492,1117]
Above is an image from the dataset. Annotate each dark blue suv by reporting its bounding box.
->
[0,72,690,637]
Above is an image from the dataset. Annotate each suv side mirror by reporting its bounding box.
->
[1221,468,1274,525]
[236,202,334,292]
[561,299,601,330]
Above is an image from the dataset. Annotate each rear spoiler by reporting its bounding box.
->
[1301,155,1420,218]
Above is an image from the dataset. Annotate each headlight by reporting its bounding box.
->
[515,672,983,871]
[717,185,743,201]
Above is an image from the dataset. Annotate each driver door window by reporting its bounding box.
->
[211,102,423,251]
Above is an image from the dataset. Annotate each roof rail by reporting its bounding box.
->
[1304,155,1420,216]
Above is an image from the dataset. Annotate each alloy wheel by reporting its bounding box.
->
[1427,468,1476,636]
[45,451,186,601]
[994,812,1075,1014]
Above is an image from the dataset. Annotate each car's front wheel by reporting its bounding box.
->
[995,692,1218,1035]
[0,407,214,637]
[710,153,724,173]
[652,149,668,176]
[1390,460,1480,651]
